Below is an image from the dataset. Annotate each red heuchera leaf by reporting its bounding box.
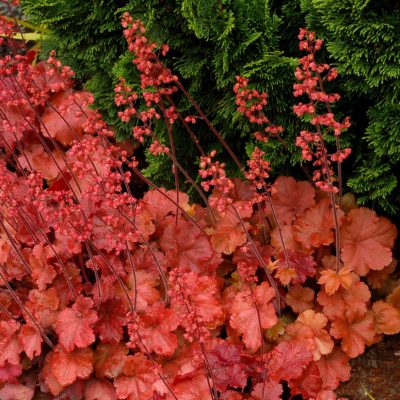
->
[287,310,334,360]
[171,371,211,400]
[207,210,248,255]
[318,266,354,295]
[228,178,254,202]
[131,207,156,240]
[388,285,400,308]
[94,299,127,343]
[51,263,83,307]
[207,342,248,391]
[220,391,244,400]
[270,176,315,224]
[0,383,34,400]
[160,218,216,273]
[340,208,397,276]
[0,320,22,367]
[271,224,308,255]
[52,379,84,399]
[230,282,277,352]
[314,390,338,400]
[130,245,166,276]
[41,91,91,146]
[19,324,42,360]
[28,242,57,290]
[113,353,156,400]
[33,61,72,94]
[94,342,128,379]
[26,287,60,329]
[0,101,34,149]
[176,272,225,328]
[317,279,371,321]
[84,378,118,400]
[277,250,316,284]
[18,143,66,181]
[54,295,98,352]
[251,381,283,400]
[316,347,351,391]
[286,285,315,314]
[43,347,93,395]
[330,312,376,358]
[142,189,190,224]
[293,198,338,250]
[233,243,273,276]
[372,300,400,335]
[267,341,314,382]
[133,302,180,357]
[123,269,160,311]
[289,361,321,399]
[367,261,396,289]
[0,362,22,383]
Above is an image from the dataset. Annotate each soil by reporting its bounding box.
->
[336,334,400,400]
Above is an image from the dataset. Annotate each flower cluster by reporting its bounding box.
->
[199,150,234,213]
[234,76,284,142]
[294,28,352,193]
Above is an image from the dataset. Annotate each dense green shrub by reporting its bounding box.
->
[20,0,400,213]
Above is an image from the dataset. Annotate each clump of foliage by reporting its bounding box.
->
[19,0,299,185]
[19,0,400,215]
[1,7,400,399]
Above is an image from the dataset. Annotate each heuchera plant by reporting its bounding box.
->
[0,3,400,400]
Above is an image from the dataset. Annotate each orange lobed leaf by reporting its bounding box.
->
[293,198,340,250]
[0,320,22,367]
[0,383,34,400]
[230,282,277,352]
[176,272,225,328]
[267,341,314,382]
[286,285,315,314]
[160,218,216,273]
[142,189,190,225]
[113,353,156,400]
[317,279,371,322]
[316,347,351,391]
[318,266,355,295]
[124,269,161,312]
[171,371,211,400]
[271,176,316,224]
[372,300,400,335]
[387,285,400,308]
[28,242,57,291]
[25,287,60,329]
[286,310,334,360]
[84,378,118,400]
[207,210,248,255]
[94,299,127,343]
[43,347,93,395]
[18,324,42,360]
[340,207,397,276]
[366,261,396,289]
[330,312,376,358]
[94,342,128,379]
[135,302,181,357]
[41,91,92,146]
[54,295,98,352]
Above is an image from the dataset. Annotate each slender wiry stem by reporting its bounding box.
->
[0,269,54,348]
